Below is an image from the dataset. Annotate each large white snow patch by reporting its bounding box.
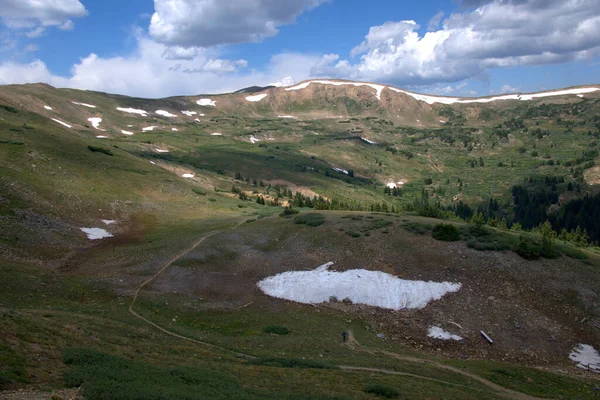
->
[72,101,96,108]
[51,118,72,128]
[156,110,177,117]
[427,326,463,341]
[116,107,148,116]
[80,228,113,240]
[569,344,600,372]
[197,99,216,107]
[258,262,461,310]
[246,93,268,102]
[285,80,386,100]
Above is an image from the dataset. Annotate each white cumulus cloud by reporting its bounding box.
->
[0,31,319,98]
[0,0,87,28]
[149,0,328,48]
[313,0,600,86]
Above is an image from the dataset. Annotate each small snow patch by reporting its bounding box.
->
[278,115,296,119]
[246,93,268,102]
[88,117,104,130]
[80,228,113,240]
[51,118,72,128]
[211,133,223,136]
[142,126,157,131]
[171,128,178,131]
[44,105,52,110]
[250,136,260,144]
[96,136,108,139]
[72,101,96,108]
[156,110,177,117]
[101,220,116,225]
[182,174,194,178]
[577,94,584,98]
[333,168,348,175]
[155,149,169,153]
[387,183,397,189]
[181,111,197,116]
[194,118,201,122]
[117,107,148,116]
[197,99,216,107]
[258,262,461,310]
[150,161,156,165]
[121,130,134,135]
[428,326,463,341]
[361,137,376,145]
[569,344,600,372]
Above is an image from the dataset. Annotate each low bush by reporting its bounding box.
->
[402,222,432,235]
[250,358,336,370]
[87,145,113,156]
[363,383,400,398]
[294,213,325,227]
[0,105,18,113]
[192,188,207,196]
[279,207,299,217]
[346,231,361,238]
[432,224,460,242]
[263,326,291,335]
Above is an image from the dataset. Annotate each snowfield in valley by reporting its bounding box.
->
[569,344,600,372]
[80,228,113,240]
[258,262,461,310]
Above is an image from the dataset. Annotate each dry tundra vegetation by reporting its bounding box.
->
[0,81,600,399]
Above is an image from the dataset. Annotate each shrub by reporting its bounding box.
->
[263,326,291,335]
[402,222,431,235]
[0,105,18,113]
[432,224,460,242]
[363,383,400,398]
[279,207,299,217]
[87,145,113,156]
[250,358,336,370]
[515,237,541,260]
[192,188,207,196]
[346,231,361,238]
[294,213,325,227]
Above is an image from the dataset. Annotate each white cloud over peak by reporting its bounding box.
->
[313,0,600,85]
[0,0,87,29]
[149,0,328,48]
[0,32,318,98]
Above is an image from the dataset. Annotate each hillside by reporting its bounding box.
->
[1,80,599,399]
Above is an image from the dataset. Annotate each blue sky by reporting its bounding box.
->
[1,0,599,98]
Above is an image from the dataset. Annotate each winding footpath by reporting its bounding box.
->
[128,218,255,357]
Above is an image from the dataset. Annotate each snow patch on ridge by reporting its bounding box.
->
[361,137,377,145]
[286,80,385,100]
[197,99,216,107]
[51,118,72,128]
[388,86,600,105]
[181,111,197,116]
[246,93,268,102]
[156,110,177,117]
[72,101,96,108]
[258,262,462,310]
[143,126,157,131]
[117,107,148,116]
[88,117,103,130]
[121,130,134,135]
[44,105,52,110]
[278,115,296,119]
